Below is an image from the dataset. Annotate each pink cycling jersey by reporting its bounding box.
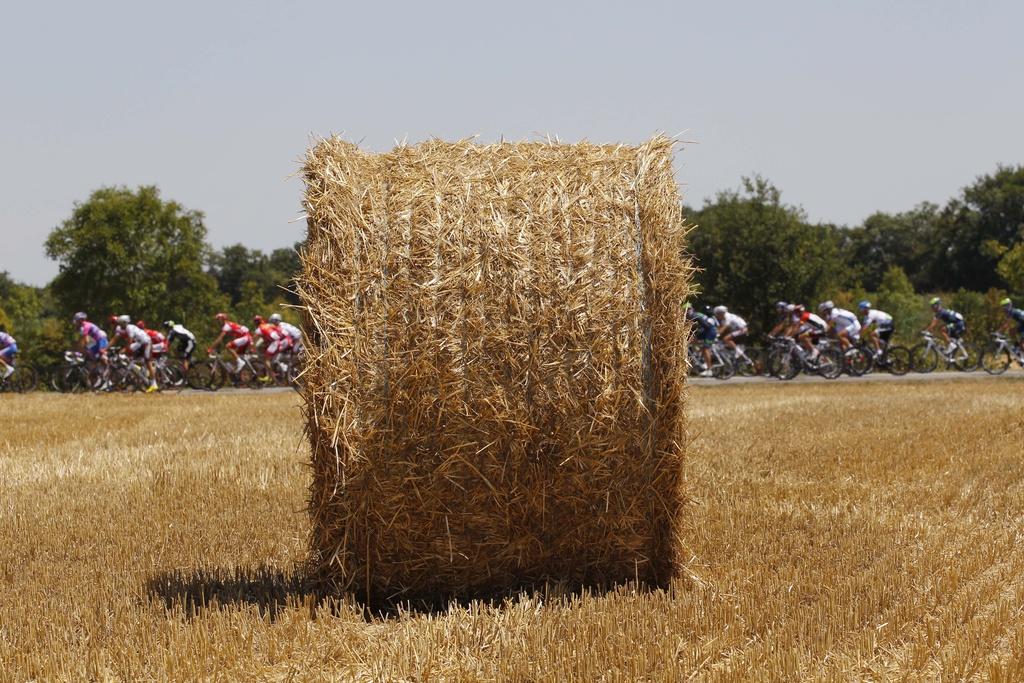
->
[81,321,107,341]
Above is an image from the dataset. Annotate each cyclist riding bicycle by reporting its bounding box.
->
[998,297,1024,355]
[208,313,252,375]
[114,315,159,392]
[768,301,791,337]
[269,313,303,355]
[684,303,717,377]
[925,297,966,348]
[712,305,749,361]
[136,321,167,358]
[792,304,828,359]
[252,315,290,383]
[818,301,861,351]
[163,321,197,370]
[74,312,109,361]
[0,326,18,380]
[857,301,894,356]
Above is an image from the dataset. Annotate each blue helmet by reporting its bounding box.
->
[858,300,871,310]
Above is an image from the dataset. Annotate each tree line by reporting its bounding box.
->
[2,165,1023,368]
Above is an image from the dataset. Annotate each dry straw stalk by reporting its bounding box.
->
[298,135,693,604]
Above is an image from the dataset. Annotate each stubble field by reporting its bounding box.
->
[2,379,1024,681]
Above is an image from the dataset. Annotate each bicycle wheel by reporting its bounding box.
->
[816,348,844,380]
[843,348,871,376]
[910,344,939,373]
[980,347,1011,375]
[776,350,801,380]
[11,366,39,393]
[58,365,90,393]
[883,346,912,376]
[187,361,219,390]
[712,357,736,380]
[239,360,262,388]
[159,362,186,390]
[735,348,761,377]
[954,342,980,372]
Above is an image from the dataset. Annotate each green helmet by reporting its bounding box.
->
[1000,297,1012,307]
[682,302,692,311]
[929,297,941,306]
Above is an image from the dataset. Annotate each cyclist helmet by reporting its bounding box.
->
[73,311,88,323]
[1000,297,1012,308]
[215,312,228,321]
[818,300,834,313]
[775,300,788,310]
[929,297,941,307]
[269,313,282,324]
[163,320,175,329]
[858,300,871,311]
[786,304,798,313]
[108,314,118,324]
[136,320,146,328]
[253,315,265,325]
[116,314,131,325]
[713,305,727,317]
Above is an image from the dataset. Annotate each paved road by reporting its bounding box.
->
[689,369,1024,387]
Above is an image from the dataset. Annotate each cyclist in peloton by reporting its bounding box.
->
[767,301,791,337]
[857,301,894,357]
[0,326,18,380]
[684,303,717,377]
[207,313,252,376]
[73,312,110,383]
[163,321,197,371]
[792,304,828,359]
[925,297,966,351]
[818,300,861,351]
[712,305,750,362]
[136,321,168,358]
[269,313,303,355]
[252,315,290,383]
[113,315,159,393]
[998,297,1024,358]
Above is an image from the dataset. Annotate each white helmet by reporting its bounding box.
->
[713,305,728,316]
[116,314,131,325]
[269,313,282,324]
[818,300,834,313]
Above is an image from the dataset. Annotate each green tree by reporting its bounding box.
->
[45,186,224,325]
[932,165,1024,291]
[0,272,68,367]
[688,176,849,332]
[845,203,940,291]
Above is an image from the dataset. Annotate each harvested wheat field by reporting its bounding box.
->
[2,379,1023,681]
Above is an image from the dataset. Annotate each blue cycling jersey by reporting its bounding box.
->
[1009,307,1024,325]
[935,308,964,326]
[691,313,718,339]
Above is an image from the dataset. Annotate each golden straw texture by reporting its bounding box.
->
[298,136,692,603]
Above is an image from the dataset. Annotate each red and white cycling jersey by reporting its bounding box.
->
[221,321,249,339]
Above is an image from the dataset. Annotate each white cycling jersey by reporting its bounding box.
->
[829,308,861,333]
[278,321,302,341]
[861,309,893,330]
[718,312,747,333]
[120,324,151,346]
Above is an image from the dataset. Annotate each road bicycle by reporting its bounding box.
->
[848,337,912,376]
[0,363,38,393]
[910,331,978,373]
[52,350,109,392]
[187,352,263,390]
[979,333,1024,375]
[688,341,736,379]
[766,336,843,380]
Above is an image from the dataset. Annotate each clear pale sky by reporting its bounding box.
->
[3,0,1022,285]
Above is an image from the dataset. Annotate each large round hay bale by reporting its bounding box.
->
[298,136,692,603]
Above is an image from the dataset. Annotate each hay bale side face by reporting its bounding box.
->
[299,137,691,602]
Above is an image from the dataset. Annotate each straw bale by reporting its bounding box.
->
[298,136,692,603]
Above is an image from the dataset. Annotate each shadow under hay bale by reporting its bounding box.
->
[146,566,318,621]
[299,135,693,607]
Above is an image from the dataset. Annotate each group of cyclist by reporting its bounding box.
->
[1,296,1021,386]
[40,311,304,392]
[683,295,1024,377]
